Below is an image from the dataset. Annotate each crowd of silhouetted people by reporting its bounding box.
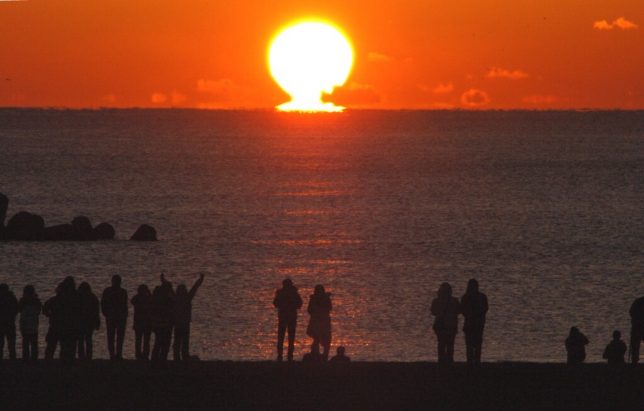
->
[1,275,644,366]
[0,273,203,363]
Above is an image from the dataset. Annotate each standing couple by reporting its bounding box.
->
[273,279,332,362]
[431,279,488,366]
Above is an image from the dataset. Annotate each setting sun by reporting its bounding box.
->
[268,21,354,112]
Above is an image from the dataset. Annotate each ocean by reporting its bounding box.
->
[0,109,642,362]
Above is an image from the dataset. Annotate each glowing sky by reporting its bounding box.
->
[0,0,642,109]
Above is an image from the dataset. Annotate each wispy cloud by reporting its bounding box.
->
[461,89,490,107]
[593,17,638,30]
[329,82,381,106]
[486,67,529,80]
[522,95,558,105]
[150,92,167,104]
[367,52,392,63]
[432,82,454,94]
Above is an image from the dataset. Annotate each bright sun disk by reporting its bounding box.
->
[268,21,354,112]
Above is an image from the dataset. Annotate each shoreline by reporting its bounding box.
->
[1,361,642,410]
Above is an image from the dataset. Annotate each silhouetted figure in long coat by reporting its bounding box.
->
[460,279,488,367]
[77,282,100,360]
[173,274,204,361]
[57,276,81,364]
[0,283,18,360]
[603,330,627,366]
[307,285,332,361]
[131,284,153,360]
[101,275,128,360]
[565,326,589,365]
[273,278,303,362]
[629,296,644,365]
[431,282,460,365]
[43,285,62,360]
[151,274,175,362]
[17,285,41,361]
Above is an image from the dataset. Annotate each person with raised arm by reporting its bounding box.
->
[173,274,204,361]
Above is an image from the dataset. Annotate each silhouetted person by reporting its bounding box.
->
[0,283,18,360]
[43,284,62,360]
[460,279,488,367]
[302,348,322,363]
[101,275,128,360]
[565,326,589,365]
[132,284,153,360]
[57,276,81,364]
[273,278,303,362]
[17,285,41,361]
[330,346,351,363]
[151,274,175,362]
[307,285,332,361]
[603,330,627,366]
[431,282,460,365]
[77,282,100,360]
[173,274,204,361]
[629,295,644,365]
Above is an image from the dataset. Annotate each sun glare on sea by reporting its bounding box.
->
[268,21,354,112]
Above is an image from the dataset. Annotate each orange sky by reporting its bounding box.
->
[1,0,643,109]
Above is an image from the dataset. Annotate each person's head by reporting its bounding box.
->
[138,284,150,296]
[466,279,479,294]
[438,282,452,299]
[0,283,8,294]
[78,282,91,294]
[282,278,293,288]
[62,276,76,292]
[314,284,326,296]
[111,275,122,288]
[569,326,580,336]
[612,330,621,340]
[336,346,346,356]
[176,284,188,297]
[23,284,36,298]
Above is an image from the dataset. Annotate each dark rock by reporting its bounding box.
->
[71,216,95,240]
[0,192,7,227]
[6,211,45,241]
[93,222,115,240]
[130,224,157,241]
[43,224,74,241]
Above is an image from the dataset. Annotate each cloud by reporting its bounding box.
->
[171,91,186,105]
[328,82,381,106]
[461,89,490,107]
[432,82,454,94]
[367,52,392,63]
[150,92,167,104]
[522,95,558,105]
[593,17,638,30]
[102,94,117,104]
[486,67,529,80]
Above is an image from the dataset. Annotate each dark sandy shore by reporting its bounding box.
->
[1,361,642,410]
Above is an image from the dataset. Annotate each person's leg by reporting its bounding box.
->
[135,329,142,359]
[436,332,445,364]
[286,320,296,362]
[474,329,484,365]
[22,332,29,361]
[77,333,86,360]
[106,320,116,359]
[446,332,456,363]
[181,324,190,360]
[116,320,126,359]
[151,330,160,361]
[161,328,172,361]
[142,330,151,360]
[86,331,94,360]
[7,325,16,360]
[631,328,640,364]
[31,333,39,361]
[173,326,181,360]
[464,332,473,366]
[276,321,286,361]
[0,329,5,360]
[45,328,56,360]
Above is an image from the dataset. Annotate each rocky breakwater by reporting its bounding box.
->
[0,193,156,241]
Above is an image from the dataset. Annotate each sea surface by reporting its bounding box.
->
[0,109,642,362]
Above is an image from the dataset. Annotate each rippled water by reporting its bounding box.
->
[0,109,642,362]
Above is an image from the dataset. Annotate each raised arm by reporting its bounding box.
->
[189,274,204,300]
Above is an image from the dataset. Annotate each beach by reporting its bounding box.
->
[1,361,642,410]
